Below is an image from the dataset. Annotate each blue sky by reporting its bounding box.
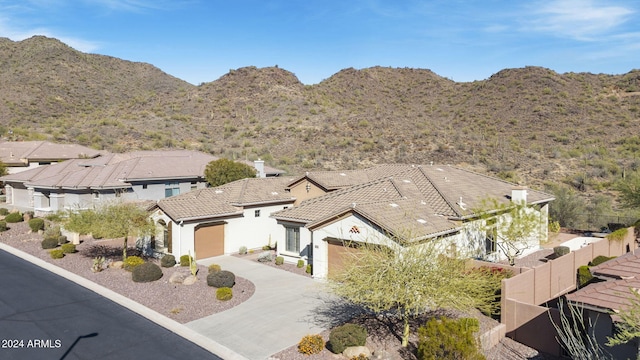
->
[1,0,638,85]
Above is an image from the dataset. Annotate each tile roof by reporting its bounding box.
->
[288,164,413,190]
[157,176,296,222]
[0,150,216,189]
[566,249,640,314]
[0,141,102,165]
[273,164,554,242]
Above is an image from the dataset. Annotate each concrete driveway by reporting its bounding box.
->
[189,256,345,360]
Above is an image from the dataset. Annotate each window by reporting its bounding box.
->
[485,218,497,254]
[285,226,300,253]
[190,181,198,191]
[254,209,261,217]
[165,183,180,198]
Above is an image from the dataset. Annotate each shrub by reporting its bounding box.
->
[58,235,68,245]
[180,254,192,266]
[257,251,274,262]
[28,218,45,232]
[91,256,107,273]
[0,221,6,232]
[43,225,61,240]
[553,246,570,257]
[297,259,305,268]
[589,255,615,267]
[239,246,247,255]
[0,208,8,215]
[208,264,221,273]
[123,256,145,271]
[207,270,235,288]
[607,228,628,242]
[578,266,593,288]
[275,256,284,265]
[132,262,163,283]
[216,287,233,301]
[329,323,367,354]
[548,220,560,233]
[41,237,59,249]
[297,334,324,355]
[160,254,176,267]
[49,249,65,259]
[61,243,77,254]
[306,264,312,274]
[4,212,23,223]
[417,317,485,360]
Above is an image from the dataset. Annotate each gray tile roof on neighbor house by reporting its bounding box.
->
[566,249,640,315]
[157,176,296,222]
[273,164,554,242]
[0,141,102,166]
[287,164,414,191]
[0,150,216,190]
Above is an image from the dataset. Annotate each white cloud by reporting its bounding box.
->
[527,0,634,40]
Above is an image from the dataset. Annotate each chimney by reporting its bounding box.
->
[511,186,528,204]
[254,159,265,178]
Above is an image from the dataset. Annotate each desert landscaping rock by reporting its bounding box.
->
[169,271,188,284]
[344,346,371,358]
[182,274,198,285]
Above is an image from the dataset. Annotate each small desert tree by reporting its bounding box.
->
[204,158,256,187]
[328,239,499,347]
[65,202,155,261]
[474,198,543,266]
[552,298,612,360]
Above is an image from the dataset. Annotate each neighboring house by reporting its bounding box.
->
[272,164,554,278]
[1,150,216,214]
[152,177,296,259]
[150,163,554,279]
[565,249,640,359]
[0,141,102,174]
[239,159,286,178]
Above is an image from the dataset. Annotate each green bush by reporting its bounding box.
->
[207,270,235,288]
[589,255,615,267]
[208,263,221,273]
[180,254,192,266]
[132,262,163,283]
[216,287,233,301]
[257,251,274,262]
[607,228,628,242]
[239,246,247,255]
[123,256,145,271]
[306,264,312,274]
[275,256,284,265]
[41,237,59,249]
[43,225,61,240]
[297,334,324,355]
[61,243,76,254]
[329,323,367,354]
[0,221,7,232]
[28,218,45,232]
[160,254,176,267]
[578,266,594,288]
[0,208,9,216]
[553,246,570,257]
[58,235,68,245]
[49,249,65,259]
[417,317,485,360]
[297,259,305,268]
[4,212,23,223]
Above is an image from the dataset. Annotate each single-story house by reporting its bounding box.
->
[0,140,102,174]
[1,150,217,214]
[271,164,554,278]
[151,176,296,258]
[565,249,640,359]
[150,163,554,278]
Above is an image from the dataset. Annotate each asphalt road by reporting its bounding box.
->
[0,249,222,360]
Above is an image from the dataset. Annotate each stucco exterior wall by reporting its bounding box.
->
[227,204,290,252]
[289,180,327,205]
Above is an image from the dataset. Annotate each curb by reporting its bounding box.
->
[0,242,249,360]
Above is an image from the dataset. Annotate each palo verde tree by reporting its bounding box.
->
[474,197,544,266]
[552,298,612,360]
[204,158,256,187]
[328,238,500,348]
[64,201,155,261]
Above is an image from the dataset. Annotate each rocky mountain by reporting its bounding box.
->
[1,36,640,201]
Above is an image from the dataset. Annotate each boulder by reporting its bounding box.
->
[343,346,371,359]
[182,275,198,285]
[169,271,188,284]
[110,261,123,269]
[371,350,395,360]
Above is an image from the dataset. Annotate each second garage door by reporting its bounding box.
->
[194,223,225,259]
